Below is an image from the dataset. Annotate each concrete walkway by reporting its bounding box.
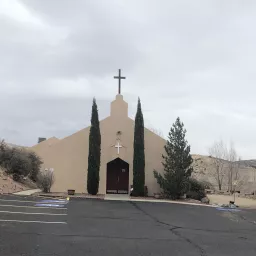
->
[13,189,41,196]
[105,194,130,201]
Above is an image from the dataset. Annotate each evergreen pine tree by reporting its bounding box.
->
[153,117,193,199]
[133,98,145,196]
[87,98,101,195]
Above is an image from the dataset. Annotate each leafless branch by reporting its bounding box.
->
[37,169,55,193]
[208,140,227,190]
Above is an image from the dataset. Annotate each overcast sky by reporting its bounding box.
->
[0,0,256,159]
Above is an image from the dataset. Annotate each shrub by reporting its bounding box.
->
[201,180,213,190]
[0,140,13,172]
[28,152,43,182]
[0,141,42,182]
[187,178,206,200]
[37,169,55,193]
[13,173,20,182]
[7,149,32,177]
[189,178,204,191]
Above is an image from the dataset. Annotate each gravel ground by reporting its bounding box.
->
[0,170,28,194]
[208,194,256,208]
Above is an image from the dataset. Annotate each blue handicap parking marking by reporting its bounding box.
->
[39,200,68,204]
[35,203,66,208]
[35,198,69,208]
[216,207,241,212]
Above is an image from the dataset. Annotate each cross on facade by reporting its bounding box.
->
[115,141,122,155]
[114,69,126,94]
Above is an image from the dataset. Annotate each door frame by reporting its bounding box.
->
[106,158,129,194]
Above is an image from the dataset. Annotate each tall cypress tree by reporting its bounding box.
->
[87,98,101,195]
[133,98,145,196]
[154,117,193,199]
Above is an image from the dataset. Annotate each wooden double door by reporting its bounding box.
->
[106,158,129,194]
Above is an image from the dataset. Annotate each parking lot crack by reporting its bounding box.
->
[129,201,180,229]
[130,201,207,256]
[170,228,207,256]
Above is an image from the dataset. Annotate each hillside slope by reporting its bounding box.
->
[192,155,256,193]
[0,169,29,194]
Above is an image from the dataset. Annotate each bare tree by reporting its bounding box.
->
[226,142,239,192]
[37,169,55,193]
[210,140,246,192]
[234,173,249,192]
[209,140,227,190]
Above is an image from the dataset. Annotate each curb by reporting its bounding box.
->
[128,198,214,207]
[10,193,215,208]
[33,193,105,201]
[71,197,105,201]
[104,197,213,207]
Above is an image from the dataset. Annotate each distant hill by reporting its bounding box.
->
[236,159,256,168]
[192,154,256,193]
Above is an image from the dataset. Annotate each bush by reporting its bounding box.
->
[0,140,42,182]
[201,180,213,190]
[189,178,204,191]
[13,173,20,182]
[28,152,43,182]
[0,140,14,172]
[7,149,32,177]
[37,169,55,193]
[144,186,148,197]
[187,178,206,200]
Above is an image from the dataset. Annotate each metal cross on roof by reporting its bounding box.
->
[114,69,126,94]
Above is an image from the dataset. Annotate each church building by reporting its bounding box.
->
[31,70,166,196]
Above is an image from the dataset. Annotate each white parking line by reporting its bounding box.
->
[0,219,67,224]
[0,204,67,210]
[0,199,39,203]
[0,199,67,204]
[0,210,67,216]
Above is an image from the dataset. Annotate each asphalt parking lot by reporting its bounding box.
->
[0,195,256,255]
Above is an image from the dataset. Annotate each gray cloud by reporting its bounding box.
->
[1,0,256,159]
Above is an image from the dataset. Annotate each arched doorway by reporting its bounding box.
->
[106,158,129,194]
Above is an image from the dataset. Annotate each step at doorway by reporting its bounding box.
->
[104,194,130,201]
